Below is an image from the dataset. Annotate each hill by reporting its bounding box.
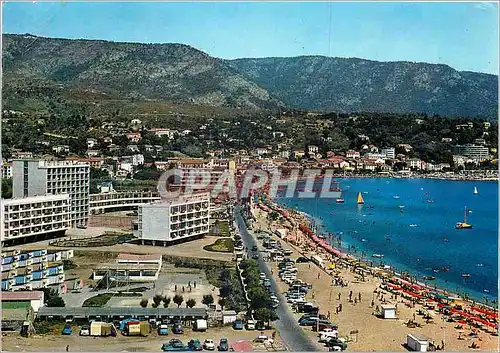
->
[227,56,498,119]
[3,34,498,118]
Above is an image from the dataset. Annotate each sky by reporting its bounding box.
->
[2,1,499,74]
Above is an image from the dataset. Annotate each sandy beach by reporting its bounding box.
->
[250,200,499,352]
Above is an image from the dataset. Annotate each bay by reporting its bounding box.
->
[275,178,498,303]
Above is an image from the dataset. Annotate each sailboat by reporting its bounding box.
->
[456,206,473,229]
[357,192,365,205]
[473,187,478,195]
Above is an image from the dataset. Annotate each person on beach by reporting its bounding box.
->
[349,291,353,301]
[327,311,331,319]
[339,303,342,312]
[371,300,374,308]
[338,293,341,300]
[358,292,362,302]
[66,346,69,352]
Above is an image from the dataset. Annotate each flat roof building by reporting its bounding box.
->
[12,160,90,227]
[1,194,71,246]
[133,193,210,246]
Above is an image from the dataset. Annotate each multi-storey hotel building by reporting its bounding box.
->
[12,160,90,227]
[133,192,210,245]
[1,195,72,246]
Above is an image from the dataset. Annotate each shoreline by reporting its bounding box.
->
[290,174,498,182]
[258,195,498,310]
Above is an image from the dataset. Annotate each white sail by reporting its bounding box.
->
[473,187,478,195]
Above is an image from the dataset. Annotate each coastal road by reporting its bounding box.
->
[234,206,318,352]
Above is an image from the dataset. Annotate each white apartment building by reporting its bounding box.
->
[12,160,90,227]
[453,144,490,161]
[133,193,210,245]
[1,194,72,246]
[381,147,395,159]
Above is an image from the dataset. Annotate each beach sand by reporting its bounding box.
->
[252,206,499,352]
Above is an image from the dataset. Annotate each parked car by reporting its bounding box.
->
[245,319,256,330]
[62,324,72,335]
[296,257,310,263]
[251,245,258,251]
[172,323,184,334]
[282,249,293,256]
[319,331,339,343]
[79,325,89,336]
[203,339,215,350]
[326,337,347,350]
[259,273,266,280]
[218,338,229,351]
[232,320,244,330]
[252,254,259,260]
[188,339,203,351]
[157,324,169,335]
[299,317,319,326]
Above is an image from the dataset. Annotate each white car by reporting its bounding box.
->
[319,331,339,342]
[246,320,256,330]
[203,339,216,350]
[318,327,337,336]
[259,272,266,280]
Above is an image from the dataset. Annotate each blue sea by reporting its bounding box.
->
[275,178,498,302]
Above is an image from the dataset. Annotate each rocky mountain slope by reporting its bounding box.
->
[3,34,497,118]
[227,56,498,118]
[2,34,282,110]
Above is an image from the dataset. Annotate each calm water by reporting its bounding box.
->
[276,178,498,302]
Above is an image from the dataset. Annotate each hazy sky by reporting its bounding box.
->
[3,1,499,74]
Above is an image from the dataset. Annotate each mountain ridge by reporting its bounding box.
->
[2,33,497,118]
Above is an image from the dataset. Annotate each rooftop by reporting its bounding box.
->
[1,291,44,301]
[37,306,207,318]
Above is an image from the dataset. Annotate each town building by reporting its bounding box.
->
[133,193,210,246]
[87,138,98,149]
[452,144,490,161]
[92,253,162,284]
[12,160,90,228]
[1,194,72,246]
[126,133,142,143]
[381,147,395,159]
[2,162,12,179]
[1,249,76,292]
[346,151,360,159]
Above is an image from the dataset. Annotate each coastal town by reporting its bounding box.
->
[1,2,499,352]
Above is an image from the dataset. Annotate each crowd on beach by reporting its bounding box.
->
[251,193,498,350]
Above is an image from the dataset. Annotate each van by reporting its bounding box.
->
[193,319,207,332]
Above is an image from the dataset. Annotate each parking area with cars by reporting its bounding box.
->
[253,232,348,351]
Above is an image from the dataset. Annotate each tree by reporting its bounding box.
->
[202,294,214,307]
[173,294,184,308]
[163,297,171,308]
[186,298,196,308]
[41,288,65,307]
[1,178,12,199]
[218,297,228,310]
[47,295,65,307]
[140,299,148,308]
[248,287,270,310]
[153,294,163,307]
[254,308,273,327]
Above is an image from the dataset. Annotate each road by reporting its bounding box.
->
[234,207,317,352]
